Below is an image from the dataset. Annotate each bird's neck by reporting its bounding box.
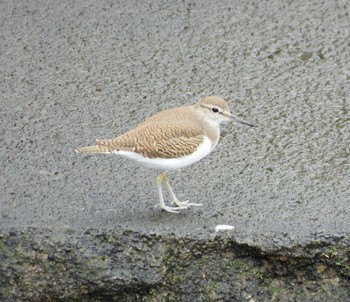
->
[202,118,221,149]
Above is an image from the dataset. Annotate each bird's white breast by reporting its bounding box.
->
[116,136,214,171]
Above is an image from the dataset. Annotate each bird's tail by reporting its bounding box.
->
[74,145,112,154]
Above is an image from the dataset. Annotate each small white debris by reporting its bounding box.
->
[215,225,235,232]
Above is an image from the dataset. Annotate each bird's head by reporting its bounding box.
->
[194,96,254,127]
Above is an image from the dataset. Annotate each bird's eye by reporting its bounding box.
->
[211,107,219,113]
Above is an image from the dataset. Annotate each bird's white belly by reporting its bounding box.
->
[116,136,214,171]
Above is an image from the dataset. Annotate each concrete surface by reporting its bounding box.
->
[1,0,350,266]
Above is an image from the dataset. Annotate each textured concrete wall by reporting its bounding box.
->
[1,0,349,300]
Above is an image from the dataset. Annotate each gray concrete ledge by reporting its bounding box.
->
[1,0,349,300]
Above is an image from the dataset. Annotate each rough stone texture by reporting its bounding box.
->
[1,0,349,301]
[1,228,350,301]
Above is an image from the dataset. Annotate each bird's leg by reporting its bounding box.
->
[156,173,188,213]
[162,174,203,208]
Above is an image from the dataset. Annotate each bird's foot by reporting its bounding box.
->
[155,204,189,214]
[171,199,203,208]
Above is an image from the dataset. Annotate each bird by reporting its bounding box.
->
[75,96,254,213]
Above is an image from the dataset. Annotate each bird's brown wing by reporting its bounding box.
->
[96,106,206,158]
[96,121,205,158]
[148,135,205,158]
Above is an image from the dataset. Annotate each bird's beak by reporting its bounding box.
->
[228,113,254,127]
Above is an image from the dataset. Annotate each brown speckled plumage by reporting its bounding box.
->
[76,104,220,158]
